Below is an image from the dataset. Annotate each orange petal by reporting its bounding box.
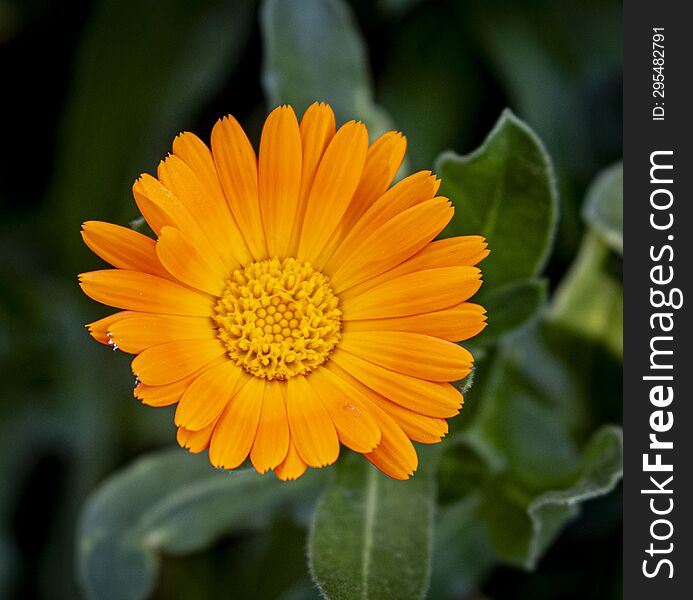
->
[259,105,302,258]
[297,121,368,264]
[86,311,135,345]
[209,376,264,469]
[211,115,267,260]
[250,380,290,473]
[177,421,217,453]
[323,171,439,270]
[340,331,473,382]
[175,361,245,430]
[286,375,339,467]
[330,348,462,418]
[171,132,252,267]
[132,174,225,271]
[309,368,381,453]
[79,270,214,316]
[344,130,408,227]
[134,357,226,407]
[81,221,169,279]
[341,237,489,301]
[156,226,226,296]
[344,302,488,343]
[274,436,308,481]
[341,266,482,321]
[372,397,449,444]
[289,102,336,255]
[327,363,418,479]
[132,339,227,385]
[364,406,419,479]
[108,313,216,354]
[330,198,454,293]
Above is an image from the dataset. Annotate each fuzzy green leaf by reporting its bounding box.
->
[583,162,623,254]
[481,426,623,568]
[436,110,558,291]
[474,278,547,344]
[309,453,434,600]
[260,0,394,136]
[77,449,322,600]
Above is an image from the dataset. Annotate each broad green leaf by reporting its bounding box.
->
[51,0,256,265]
[78,448,322,600]
[582,162,623,254]
[260,0,394,137]
[480,426,622,568]
[431,426,621,592]
[549,232,623,358]
[436,110,558,291]
[309,452,435,600]
[473,278,547,344]
[471,1,622,263]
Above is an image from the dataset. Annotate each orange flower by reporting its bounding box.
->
[79,103,488,480]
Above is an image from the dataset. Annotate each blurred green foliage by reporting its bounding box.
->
[0,0,622,598]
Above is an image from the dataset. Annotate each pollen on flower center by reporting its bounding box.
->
[213,257,342,380]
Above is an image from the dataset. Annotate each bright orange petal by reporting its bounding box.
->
[81,221,169,279]
[177,421,217,453]
[211,115,267,260]
[131,174,225,271]
[274,436,308,481]
[344,130,407,227]
[286,375,339,467]
[330,348,462,418]
[209,376,264,469]
[156,226,226,296]
[289,102,336,255]
[259,105,302,258]
[250,380,290,473]
[341,266,482,321]
[309,368,381,453]
[340,331,473,382]
[323,171,439,270]
[372,397,449,444]
[297,121,368,264]
[108,313,216,354]
[327,363,418,479]
[171,132,253,266]
[86,310,135,345]
[134,356,226,407]
[344,302,487,343]
[330,198,454,293]
[341,237,489,301]
[132,339,227,385]
[78,270,214,316]
[175,361,245,430]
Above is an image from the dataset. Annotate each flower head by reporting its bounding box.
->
[79,103,488,480]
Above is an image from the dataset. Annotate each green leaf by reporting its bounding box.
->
[474,278,547,344]
[308,453,435,600]
[582,162,623,254]
[549,232,623,358]
[50,0,256,265]
[436,110,558,292]
[260,0,394,137]
[525,425,623,567]
[481,426,622,569]
[78,448,322,600]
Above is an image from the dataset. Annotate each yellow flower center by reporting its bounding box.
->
[214,257,342,380]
